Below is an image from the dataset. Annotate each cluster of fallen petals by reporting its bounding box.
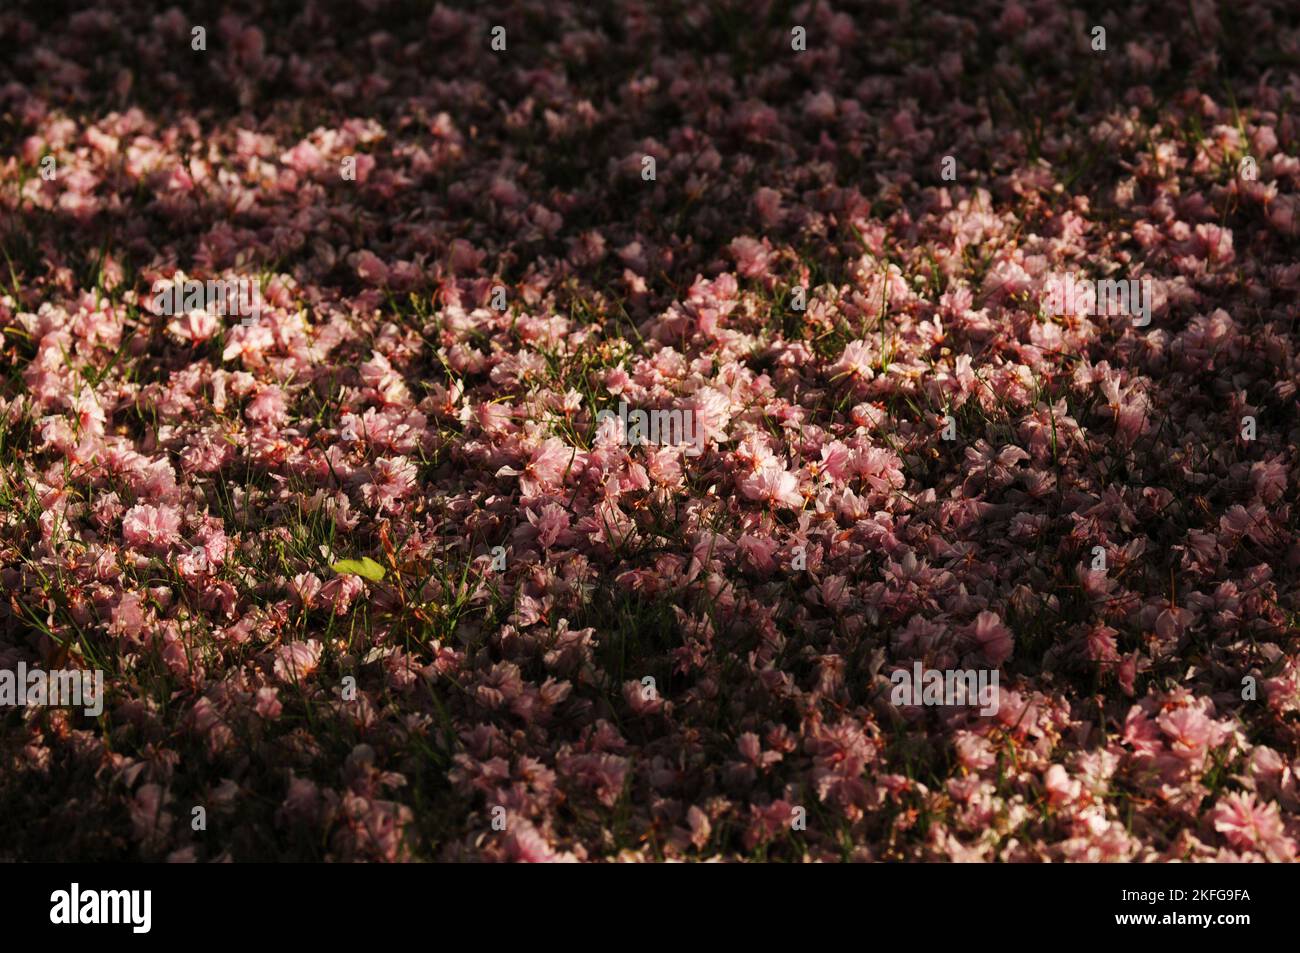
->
[1,0,1299,862]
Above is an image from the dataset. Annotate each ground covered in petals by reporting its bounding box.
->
[2,0,1300,861]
